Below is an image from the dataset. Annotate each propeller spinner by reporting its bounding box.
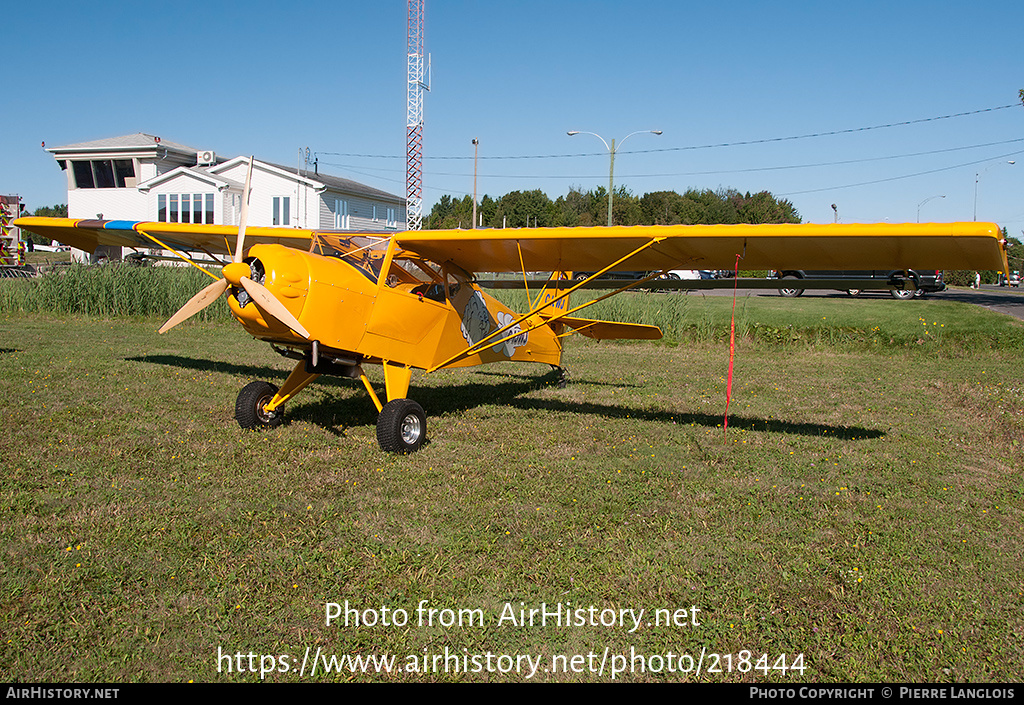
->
[158,156,309,339]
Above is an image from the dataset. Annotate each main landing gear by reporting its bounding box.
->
[375,398,427,453]
[234,356,428,453]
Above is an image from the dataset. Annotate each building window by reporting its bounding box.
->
[157,193,215,224]
[273,196,291,226]
[93,160,116,188]
[386,207,397,229]
[334,199,349,229]
[70,159,136,189]
[113,160,136,187]
[72,161,95,189]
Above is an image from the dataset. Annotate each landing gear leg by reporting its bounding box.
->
[371,362,428,453]
[551,365,569,389]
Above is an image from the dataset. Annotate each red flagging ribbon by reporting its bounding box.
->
[723,253,741,441]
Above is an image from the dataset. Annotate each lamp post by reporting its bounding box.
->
[471,138,479,229]
[916,194,945,223]
[567,129,662,226]
[974,160,1015,221]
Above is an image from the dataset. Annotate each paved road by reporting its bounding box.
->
[926,285,1024,321]
[694,283,1024,320]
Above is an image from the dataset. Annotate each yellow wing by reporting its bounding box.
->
[14,218,315,257]
[396,222,1009,274]
[15,217,1009,274]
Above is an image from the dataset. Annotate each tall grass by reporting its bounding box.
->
[0,264,229,321]
[4,268,1021,356]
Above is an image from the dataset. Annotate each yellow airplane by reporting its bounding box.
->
[16,170,1008,452]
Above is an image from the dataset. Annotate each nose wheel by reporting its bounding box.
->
[236,381,284,429]
[376,399,427,453]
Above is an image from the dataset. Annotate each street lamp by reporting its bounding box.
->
[567,129,662,226]
[974,160,1015,221]
[916,194,945,223]
[471,138,479,229]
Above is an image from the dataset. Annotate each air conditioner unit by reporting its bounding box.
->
[197,150,216,165]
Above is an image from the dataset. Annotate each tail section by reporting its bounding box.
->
[555,316,662,340]
[536,271,663,341]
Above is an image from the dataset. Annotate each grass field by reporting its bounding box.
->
[1,292,1022,682]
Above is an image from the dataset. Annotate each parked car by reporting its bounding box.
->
[769,269,945,299]
[665,270,715,280]
[573,270,649,282]
[573,270,712,282]
[1009,271,1021,288]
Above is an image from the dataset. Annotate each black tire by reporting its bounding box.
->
[778,275,804,298]
[235,381,284,429]
[376,399,427,453]
[890,288,915,300]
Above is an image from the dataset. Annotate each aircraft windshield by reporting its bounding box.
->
[311,233,389,282]
[310,233,466,302]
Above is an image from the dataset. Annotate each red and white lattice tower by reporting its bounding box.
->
[406,0,426,230]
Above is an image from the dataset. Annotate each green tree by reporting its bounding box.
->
[426,195,478,229]
[429,186,800,229]
[23,204,69,245]
[33,204,68,218]
[639,190,687,225]
[490,190,554,228]
[1004,231,1023,272]
[732,190,801,224]
[552,188,593,227]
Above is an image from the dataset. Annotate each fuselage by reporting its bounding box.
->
[228,243,564,371]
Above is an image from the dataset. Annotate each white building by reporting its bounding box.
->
[47,133,407,261]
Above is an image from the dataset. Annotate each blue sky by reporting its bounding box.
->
[3,0,1022,232]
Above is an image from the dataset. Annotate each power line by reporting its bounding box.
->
[315,104,1020,162]
[627,104,1021,156]
[318,137,1024,181]
[778,149,1024,196]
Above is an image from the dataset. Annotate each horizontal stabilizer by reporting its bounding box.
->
[556,316,662,341]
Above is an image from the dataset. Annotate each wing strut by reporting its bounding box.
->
[453,268,667,362]
[137,229,221,281]
[516,242,533,306]
[428,238,667,372]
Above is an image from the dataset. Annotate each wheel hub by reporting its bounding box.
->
[401,414,422,444]
[256,393,277,423]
